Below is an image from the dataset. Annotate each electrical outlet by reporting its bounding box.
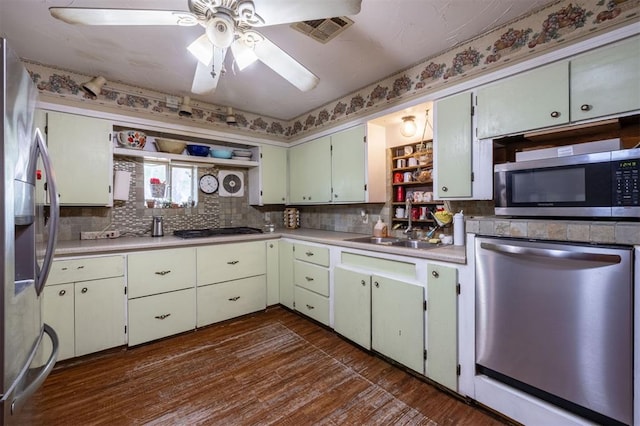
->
[80,230,120,240]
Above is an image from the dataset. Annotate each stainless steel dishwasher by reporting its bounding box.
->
[475,237,633,425]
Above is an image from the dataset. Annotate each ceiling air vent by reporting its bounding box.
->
[291,16,354,44]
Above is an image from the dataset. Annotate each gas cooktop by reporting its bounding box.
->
[173,227,263,239]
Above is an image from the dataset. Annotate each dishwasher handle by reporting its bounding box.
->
[480,242,622,265]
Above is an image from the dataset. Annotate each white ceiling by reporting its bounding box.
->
[0,0,548,121]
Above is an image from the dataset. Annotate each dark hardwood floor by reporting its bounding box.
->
[22,307,509,425]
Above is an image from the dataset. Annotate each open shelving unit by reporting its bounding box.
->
[390,141,439,229]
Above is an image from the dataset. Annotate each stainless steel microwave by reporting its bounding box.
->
[494,148,639,218]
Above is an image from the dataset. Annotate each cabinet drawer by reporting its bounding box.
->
[197,242,266,285]
[294,261,329,296]
[197,275,266,327]
[128,248,196,298]
[48,255,124,285]
[294,243,329,267]
[294,286,329,326]
[127,288,196,346]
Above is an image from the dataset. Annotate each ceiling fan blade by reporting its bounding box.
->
[251,0,361,27]
[188,34,214,65]
[49,7,198,26]
[191,47,227,94]
[251,33,319,92]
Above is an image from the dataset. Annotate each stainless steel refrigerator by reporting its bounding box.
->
[1,38,60,424]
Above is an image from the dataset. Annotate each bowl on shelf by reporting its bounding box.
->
[117,130,146,150]
[210,149,233,159]
[186,144,210,156]
[232,149,252,158]
[154,138,186,154]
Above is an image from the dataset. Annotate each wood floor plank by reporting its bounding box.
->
[20,307,510,425]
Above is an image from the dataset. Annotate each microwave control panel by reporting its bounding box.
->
[613,157,639,206]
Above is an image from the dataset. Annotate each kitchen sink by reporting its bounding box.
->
[345,236,441,250]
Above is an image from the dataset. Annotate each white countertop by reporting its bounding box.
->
[54,228,467,264]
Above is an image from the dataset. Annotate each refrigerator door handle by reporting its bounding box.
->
[35,128,59,295]
[10,324,59,415]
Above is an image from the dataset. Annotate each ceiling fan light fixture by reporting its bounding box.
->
[206,13,235,49]
[179,96,193,117]
[81,76,106,97]
[187,35,213,65]
[231,39,258,70]
[400,115,417,138]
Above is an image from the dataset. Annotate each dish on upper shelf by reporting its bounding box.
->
[117,130,146,150]
[154,138,186,154]
[186,144,210,156]
[210,149,233,159]
[232,149,252,158]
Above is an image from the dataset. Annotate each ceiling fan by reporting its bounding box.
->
[49,0,362,95]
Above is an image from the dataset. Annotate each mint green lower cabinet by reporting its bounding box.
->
[372,275,425,374]
[279,240,295,309]
[294,286,330,326]
[266,240,279,306]
[426,263,458,391]
[333,266,371,350]
[196,275,266,327]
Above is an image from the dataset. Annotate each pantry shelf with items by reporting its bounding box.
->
[390,141,442,229]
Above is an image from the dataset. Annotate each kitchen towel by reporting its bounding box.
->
[113,170,131,201]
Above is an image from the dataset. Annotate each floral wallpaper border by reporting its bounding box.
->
[25,0,639,142]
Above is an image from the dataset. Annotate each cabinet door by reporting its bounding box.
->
[372,275,424,374]
[426,263,458,391]
[42,283,75,361]
[46,111,113,206]
[435,92,473,198]
[197,275,266,327]
[197,241,265,285]
[476,61,569,139]
[74,277,126,357]
[128,247,196,298]
[278,240,295,309]
[571,35,640,122]
[260,145,288,204]
[289,136,331,203]
[331,125,366,203]
[334,267,371,350]
[266,240,279,306]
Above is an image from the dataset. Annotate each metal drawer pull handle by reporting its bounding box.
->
[227,260,239,265]
[155,270,171,276]
[58,289,66,296]
[374,281,379,288]
[76,266,85,270]
[228,296,240,301]
[306,304,314,310]
[81,287,88,293]
[61,267,68,271]
[550,111,560,118]
[154,313,171,320]
[305,276,314,281]
[431,271,439,278]
[361,280,366,286]
[305,251,314,256]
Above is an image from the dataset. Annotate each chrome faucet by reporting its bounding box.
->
[403,194,417,239]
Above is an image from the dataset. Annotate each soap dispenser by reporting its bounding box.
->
[373,217,388,237]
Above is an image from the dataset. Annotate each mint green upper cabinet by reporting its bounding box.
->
[476,61,569,139]
[289,136,332,203]
[426,263,458,391]
[372,275,424,374]
[571,35,640,122]
[46,111,113,206]
[249,144,287,205]
[331,125,366,203]
[434,91,473,198]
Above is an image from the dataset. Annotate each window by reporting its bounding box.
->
[144,161,197,208]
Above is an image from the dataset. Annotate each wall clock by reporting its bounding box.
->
[198,173,219,194]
